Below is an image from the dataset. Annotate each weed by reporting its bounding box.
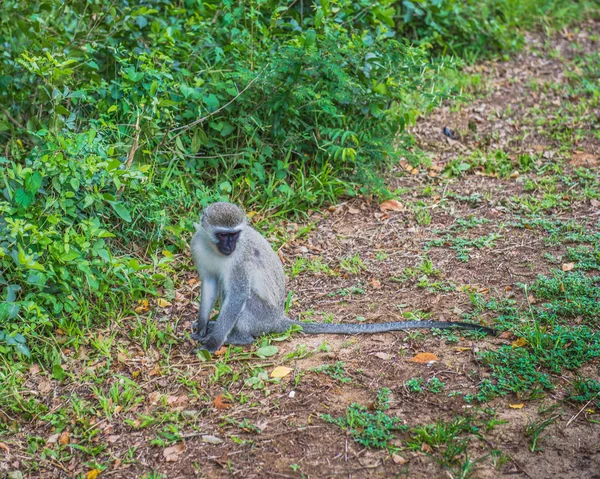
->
[313,362,352,384]
[322,403,407,449]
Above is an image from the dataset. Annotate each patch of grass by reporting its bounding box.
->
[313,362,352,384]
[406,415,488,477]
[473,270,600,402]
[425,232,501,262]
[321,403,407,449]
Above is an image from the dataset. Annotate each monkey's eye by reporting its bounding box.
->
[216,233,228,241]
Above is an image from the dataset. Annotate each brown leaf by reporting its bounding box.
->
[498,331,513,339]
[213,346,228,356]
[374,352,392,360]
[421,443,433,453]
[370,278,382,289]
[134,299,150,314]
[58,430,70,445]
[410,353,438,363]
[39,379,52,394]
[511,337,527,348]
[163,442,185,462]
[29,364,41,375]
[213,394,232,410]
[562,262,575,272]
[392,453,408,465]
[379,199,405,212]
[348,207,360,214]
[570,151,598,167]
[0,441,9,453]
[590,199,600,208]
[47,433,60,445]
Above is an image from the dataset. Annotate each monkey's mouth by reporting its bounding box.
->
[217,245,236,256]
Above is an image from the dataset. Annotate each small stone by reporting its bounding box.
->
[202,435,223,445]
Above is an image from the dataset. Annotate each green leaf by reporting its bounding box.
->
[25,172,42,193]
[110,202,132,222]
[15,343,31,358]
[220,122,234,137]
[14,188,34,208]
[256,345,278,358]
[53,364,67,381]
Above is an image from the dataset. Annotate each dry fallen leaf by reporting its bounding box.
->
[379,199,405,212]
[348,207,361,214]
[214,346,228,356]
[86,469,102,479]
[511,337,527,348]
[509,403,524,409]
[0,441,9,453]
[163,442,185,462]
[58,430,70,445]
[134,299,150,313]
[29,364,41,375]
[410,352,438,363]
[270,366,292,378]
[213,394,232,410]
[370,278,382,289]
[570,151,598,167]
[157,298,172,308]
[47,433,59,445]
[374,352,392,360]
[590,199,600,208]
[392,453,408,465]
[562,262,575,272]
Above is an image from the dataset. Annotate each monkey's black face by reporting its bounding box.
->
[216,231,240,256]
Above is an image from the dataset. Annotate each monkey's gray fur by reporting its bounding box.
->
[191,202,495,353]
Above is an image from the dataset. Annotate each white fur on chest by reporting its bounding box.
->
[191,234,230,280]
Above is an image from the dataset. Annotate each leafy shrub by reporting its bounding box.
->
[0,0,597,359]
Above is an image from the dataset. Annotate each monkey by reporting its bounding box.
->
[190,202,495,353]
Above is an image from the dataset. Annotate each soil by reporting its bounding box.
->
[3,20,600,479]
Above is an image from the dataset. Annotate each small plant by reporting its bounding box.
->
[525,415,558,452]
[405,377,425,393]
[427,377,445,394]
[375,388,392,411]
[313,362,352,384]
[321,403,407,449]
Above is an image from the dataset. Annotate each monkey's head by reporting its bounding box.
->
[200,202,247,256]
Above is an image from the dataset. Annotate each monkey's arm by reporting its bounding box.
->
[197,274,249,353]
[194,277,218,336]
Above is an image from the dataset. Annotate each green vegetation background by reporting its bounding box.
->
[0,0,598,362]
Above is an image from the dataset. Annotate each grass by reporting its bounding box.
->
[2,9,600,479]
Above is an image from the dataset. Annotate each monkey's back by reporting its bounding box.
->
[240,226,286,310]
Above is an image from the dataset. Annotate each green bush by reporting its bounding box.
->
[0,0,597,360]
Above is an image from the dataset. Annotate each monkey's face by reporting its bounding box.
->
[215,231,240,256]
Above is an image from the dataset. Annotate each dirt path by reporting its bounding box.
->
[5,21,600,479]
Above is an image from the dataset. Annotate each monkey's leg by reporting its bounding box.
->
[224,329,255,345]
[198,279,249,353]
[194,277,218,337]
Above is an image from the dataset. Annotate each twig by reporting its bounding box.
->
[1,108,24,129]
[170,64,269,137]
[117,113,140,197]
[565,398,595,428]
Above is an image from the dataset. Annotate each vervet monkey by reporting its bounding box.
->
[191,202,495,353]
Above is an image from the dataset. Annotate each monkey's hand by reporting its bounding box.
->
[192,323,223,353]
[196,336,223,354]
[190,321,215,342]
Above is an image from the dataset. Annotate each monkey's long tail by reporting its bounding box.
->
[288,320,496,336]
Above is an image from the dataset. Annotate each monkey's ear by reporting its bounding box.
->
[193,222,202,231]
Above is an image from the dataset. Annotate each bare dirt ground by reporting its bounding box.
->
[3,20,599,479]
